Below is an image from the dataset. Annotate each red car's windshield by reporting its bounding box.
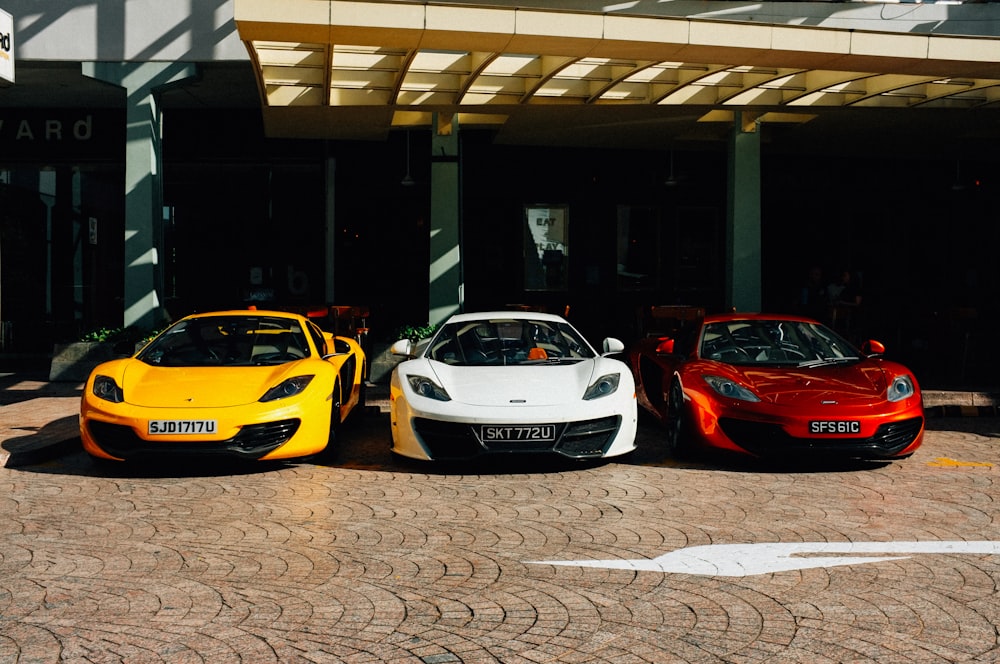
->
[699,319,859,366]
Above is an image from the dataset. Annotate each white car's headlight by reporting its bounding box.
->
[407,374,451,401]
[93,375,124,403]
[887,375,915,402]
[260,375,314,402]
[703,375,760,402]
[584,373,620,400]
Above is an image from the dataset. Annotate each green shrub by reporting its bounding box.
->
[78,327,130,343]
[78,325,163,347]
[394,322,439,342]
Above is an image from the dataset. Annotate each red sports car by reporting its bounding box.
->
[629,313,924,460]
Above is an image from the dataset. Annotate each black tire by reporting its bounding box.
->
[350,376,367,422]
[664,379,690,459]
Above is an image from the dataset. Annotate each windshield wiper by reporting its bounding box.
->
[798,356,860,368]
[520,357,583,365]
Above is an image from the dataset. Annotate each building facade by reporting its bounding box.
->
[2,0,999,384]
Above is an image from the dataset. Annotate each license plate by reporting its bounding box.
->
[148,420,218,435]
[481,424,556,442]
[809,420,861,435]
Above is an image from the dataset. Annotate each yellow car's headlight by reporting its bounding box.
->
[260,375,314,402]
[93,375,124,403]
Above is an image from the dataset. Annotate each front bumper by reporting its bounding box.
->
[718,416,924,459]
[409,415,626,460]
[83,418,302,460]
[80,393,333,461]
[390,388,638,461]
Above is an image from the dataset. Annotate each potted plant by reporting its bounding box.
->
[367,322,440,384]
[49,325,160,382]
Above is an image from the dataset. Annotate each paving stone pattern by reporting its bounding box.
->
[0,381,999,662]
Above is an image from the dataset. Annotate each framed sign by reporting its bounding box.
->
[523,205,568,291]
[674,206,719,292]
[616,205,659,291]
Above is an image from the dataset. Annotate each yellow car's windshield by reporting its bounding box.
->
[138,315,311,367]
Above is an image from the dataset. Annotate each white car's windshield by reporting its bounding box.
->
[427,318,595,366]
[700,319,859,366]
[139,316,311,367]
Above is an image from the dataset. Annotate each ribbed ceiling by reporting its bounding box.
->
[235,0,1000,139]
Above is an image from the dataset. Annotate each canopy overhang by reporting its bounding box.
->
[234,0,1000,142]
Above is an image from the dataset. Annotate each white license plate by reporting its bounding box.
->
[809,420,861,435]
[481,425,556,442]
[148,420,218,435]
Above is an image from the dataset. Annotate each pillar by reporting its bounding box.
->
[83,62,196,329]
[428,113,462,326]
[726,113,762,312]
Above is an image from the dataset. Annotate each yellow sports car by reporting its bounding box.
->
[80,309,366,462]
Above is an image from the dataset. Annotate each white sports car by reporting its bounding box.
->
[389,311,638,461]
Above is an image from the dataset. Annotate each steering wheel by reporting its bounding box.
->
[253,351,303,363]
[713,346,751,362]
[466,349,489,364]
[777,344,808,359]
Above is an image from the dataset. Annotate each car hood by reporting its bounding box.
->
[424,360,604,407]
[118,361,297,408]
[723,362,890,405]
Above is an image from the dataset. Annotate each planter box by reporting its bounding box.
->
[48,341,120,382]
[368,342,404,384]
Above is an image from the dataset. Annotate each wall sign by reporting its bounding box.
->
[0,110,124,161]
[524,204,568,291]
[0,9,13,85]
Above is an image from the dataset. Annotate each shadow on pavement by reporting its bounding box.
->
[925,417,1000,436]
[9,411,997,478]
[2,415,82,467]
[0,374,82,406]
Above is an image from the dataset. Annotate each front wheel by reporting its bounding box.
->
[664,380,690,459]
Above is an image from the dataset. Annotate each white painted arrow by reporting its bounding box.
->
[527,541,1000,577]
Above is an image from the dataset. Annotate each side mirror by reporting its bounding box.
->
[655,337,675,355]
[391,338,415,358]
[602,337,625,354]
[861,339,885,356]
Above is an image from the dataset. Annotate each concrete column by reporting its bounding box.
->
[83,62,196,329]
[725,113,762,312]
[428,113,462,326]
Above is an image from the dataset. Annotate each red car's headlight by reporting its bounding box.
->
[888,375,916,402]
[703,375,760,402]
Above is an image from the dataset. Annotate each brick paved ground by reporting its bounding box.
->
[0,379,998,663]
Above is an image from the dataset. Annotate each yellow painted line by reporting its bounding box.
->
[927,457,994,468]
